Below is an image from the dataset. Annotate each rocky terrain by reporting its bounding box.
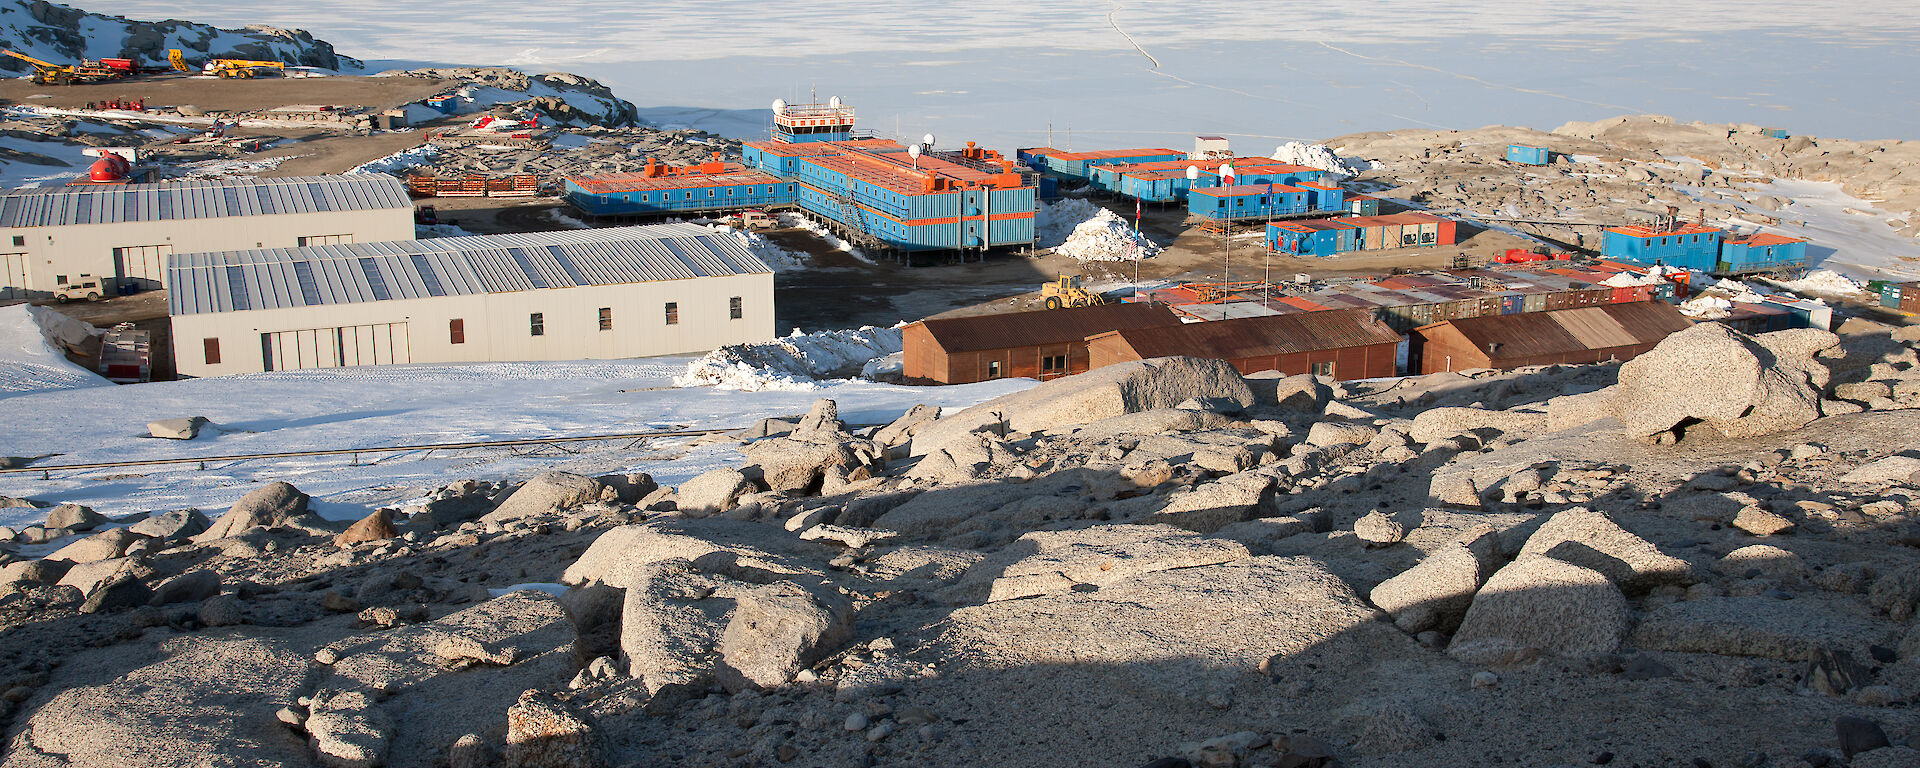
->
[1334,115,1920,249]
[0,0,359,72]
[6,317,1920,766]
[407,125,743,182]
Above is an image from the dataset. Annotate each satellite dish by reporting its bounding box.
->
[771,98,786,114]
[828,96,842,108]
[1185,165,1200,181]
[908,145,921,158]
[923,133,936,148]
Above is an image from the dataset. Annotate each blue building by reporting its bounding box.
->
[1718,233,1809,274]
[1600,223,1726,272]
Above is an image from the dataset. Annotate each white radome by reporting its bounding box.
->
[771,98,786,114]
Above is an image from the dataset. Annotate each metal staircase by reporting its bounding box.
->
[825,190,887,253]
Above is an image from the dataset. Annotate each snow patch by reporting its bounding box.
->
[1765,269,1866,297]
[675,325,906,391]
[347,144,439,175]
[1056,208,1159,262]
[1271,141,1363,178]
[1678,294,1734,320]
[718,227,809,273]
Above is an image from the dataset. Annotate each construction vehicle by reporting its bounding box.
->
[207,59,285,78]
[3,50,125,85]
[1041,275,1107,310]
[168,49,192,72]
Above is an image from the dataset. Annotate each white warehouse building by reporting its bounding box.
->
[166,224,775,377]
[0,174,415,299]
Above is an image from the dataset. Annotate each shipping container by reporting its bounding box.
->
[1506,145,1552,166]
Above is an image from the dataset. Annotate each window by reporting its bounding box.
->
[729,296,742,320]
[10,236,21,247]
[530,313,544,336]
[987,360,1003,379]
[298,234,353,247]
[1042,354,1067,373]
[55,274,67,284]
[449,319,465,344]
[640,193,649,202]
[598,307,613,331]
[1311,361,1335,377]
[203,338,221,365]
[664,302,679,325]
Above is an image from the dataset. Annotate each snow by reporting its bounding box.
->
[1034,197,1103,249]
[674,325,907,391]
[1678,294,1734,320]
[0,305,110,398]
[0,352,1032,527]
[777,213,869,263]
[347,144,439,175]
[713,226,809,272]
[1270,142,1362,178]
[1055,208,1159,262]
[181,153,307,178]
[0,133,97,188]
[417,223,482,239]
[1717,180,1920,283]
[1764,269,1867,297]
[1600,272,1661,288]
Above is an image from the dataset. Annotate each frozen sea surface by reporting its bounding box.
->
[102,1,1919,147]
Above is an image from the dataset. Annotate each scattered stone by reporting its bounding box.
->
[199,594,245,626]
[44,503,105,531]
[129,508,211,541]
[195,481,312,541]
[335,508,400,547]
[147,416,210,440]
[148,570,220,605]
[1370,525,1500,633]
[483,472,603,523]
[1842,455,1920,486]
[1450,557,1629,665]
[1715,545,1808,581]
[674,468,755,516]
[503,690,603,768]
[1515,507,1692,590]
[1732,506,1796,536]
[47,527,147,564]
[1353,510,1407,548]
[1837,716,1891,759]
[306,689,391,768]
[449,733,492,768]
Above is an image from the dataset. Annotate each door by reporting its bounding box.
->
[263,322,410,371]
[0,253,26,299]
[113,244,172,290]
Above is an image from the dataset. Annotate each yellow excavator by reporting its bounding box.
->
[168,48,191,72]
[207,58,286,78]
[3,50,122,85]
[1041,275,1108,310]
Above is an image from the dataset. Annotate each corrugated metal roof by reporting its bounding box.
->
[0,175,411,228]
[1099,308,1402,360]
[167,224,771,316]
[1418,301,1690,361]
[913,302,1182,353]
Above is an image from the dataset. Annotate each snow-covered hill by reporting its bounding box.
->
[0,0,360,72]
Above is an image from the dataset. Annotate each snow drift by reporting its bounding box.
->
[675,325,905,391]
[1035,198,1104,249]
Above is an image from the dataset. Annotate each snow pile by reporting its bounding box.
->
[417,223,482,239]
[1056,208,1159,262]
[1601,271,1664,288]
[778,213,869,262]
[348,144,439,175]
[675,325,906,391]
[860,352,904,381]
[0,306,109,398]
[182,154,305,178]
[721,227,809,272]
[1035,198,1104,248]
[1678,294,1735,320]
[1271,141,1362,178]
[1768,269,1868,296]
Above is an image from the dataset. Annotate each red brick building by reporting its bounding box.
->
[902,302,1182,384]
